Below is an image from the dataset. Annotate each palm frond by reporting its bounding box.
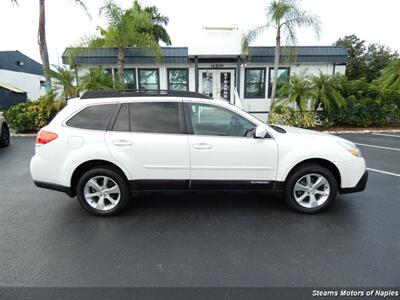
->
[73,0,92,19]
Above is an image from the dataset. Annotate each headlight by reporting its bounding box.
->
[338,141,362,157]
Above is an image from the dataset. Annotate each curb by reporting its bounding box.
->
[321,129,400,134]
[11,133,37,137]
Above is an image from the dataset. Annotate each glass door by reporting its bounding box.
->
[200,70,215,98]
[199,70,234,101]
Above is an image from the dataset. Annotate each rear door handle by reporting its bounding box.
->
[112,139,133,147]
[193,143,213,150]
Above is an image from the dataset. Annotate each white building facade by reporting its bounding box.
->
[0,51,46,101]
[63,27,347,121]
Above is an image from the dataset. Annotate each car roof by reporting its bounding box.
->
[80,90,211,100]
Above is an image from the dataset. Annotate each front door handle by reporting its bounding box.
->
[112,139,133,147]
[193,143,213,150]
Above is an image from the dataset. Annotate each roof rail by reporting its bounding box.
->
[80,89,211,99]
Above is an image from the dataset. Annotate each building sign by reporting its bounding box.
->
[210,63,224,69]
[220,72,231,101]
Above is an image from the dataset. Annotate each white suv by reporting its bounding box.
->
[30,90,368,216]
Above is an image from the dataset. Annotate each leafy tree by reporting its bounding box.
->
[334,35,367,80]
[80,0,169,82]
[365,44,399,81]
[242,0,321,104]
[47,65,78,100]
[79,68,125,91]
[334,35,398,81]
[378,59,400,90]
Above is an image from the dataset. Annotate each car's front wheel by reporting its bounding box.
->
[76,167,130,216]
[0,124,10,148]
[284,164,337,213]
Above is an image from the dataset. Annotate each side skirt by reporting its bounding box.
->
[129,180,284,192]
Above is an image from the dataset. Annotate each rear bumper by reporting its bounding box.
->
[339,170,368,194]
[33,181,74,197]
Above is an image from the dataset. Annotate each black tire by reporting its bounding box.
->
[284,164,337,213]
[0,124,10,148]
[76,166,130,216]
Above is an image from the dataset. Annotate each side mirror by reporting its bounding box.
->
[254,126,268,139]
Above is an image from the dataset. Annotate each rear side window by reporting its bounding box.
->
[66,104,117,130]
[131,102,181,134]
[113,103,130,131]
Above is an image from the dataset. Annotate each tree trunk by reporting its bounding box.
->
[117,47,125,85]
[38,0,51,91]
[270,27,281,105]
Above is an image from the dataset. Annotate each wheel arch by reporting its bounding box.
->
[70,160,130,197]
[283,158,341,189]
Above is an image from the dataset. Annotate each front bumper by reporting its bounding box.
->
[339,170,368,194]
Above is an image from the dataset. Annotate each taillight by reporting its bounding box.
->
[36,130,58,145]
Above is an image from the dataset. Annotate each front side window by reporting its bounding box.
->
[268,67,290,98]
[187,103,255,137]
[138,69,159,90]
[168,69,189,91]
[66,104,117,130]
[130,102,181,134]
[244,68,266,98]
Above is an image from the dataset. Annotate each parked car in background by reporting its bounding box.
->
[30,90,368,216]
[0,112,10,148]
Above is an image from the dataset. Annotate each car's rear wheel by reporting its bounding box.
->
[284,164,337,213]
[76,167,130,216]
[0,124,10,148]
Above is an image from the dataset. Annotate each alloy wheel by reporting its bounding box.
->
[83,176,121,211]
[293,173,330,209]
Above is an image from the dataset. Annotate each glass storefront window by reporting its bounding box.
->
[138,69,159,90]
[244,68,266,98]
[268,67,290,98]
[168,69,188,91]
[113,68,136,89]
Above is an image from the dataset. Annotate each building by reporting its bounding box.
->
[62,27,347,121]
[0,50,46,102]
[0,83,27,110]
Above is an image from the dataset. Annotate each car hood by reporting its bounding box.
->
[272,124,352,142]
[273,125,328,136]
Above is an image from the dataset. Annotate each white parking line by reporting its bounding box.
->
[372,133,400,138]
[367,168,400,177]
[354,143,400,151]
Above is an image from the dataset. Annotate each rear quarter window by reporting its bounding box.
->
[66,104,117,130]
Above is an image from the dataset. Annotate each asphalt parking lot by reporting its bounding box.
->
[0,133,399,288]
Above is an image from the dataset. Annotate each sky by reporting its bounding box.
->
[0,0,399,65]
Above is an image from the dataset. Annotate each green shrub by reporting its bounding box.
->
[5,102,40,133]
[269,105,316,128]
[5,93,66,133]
[320,79,400,127]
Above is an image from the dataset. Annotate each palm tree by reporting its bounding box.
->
[46,65,79,100]
[276,72,312,111]
[133,1,172,45]
[81,0,168,82]
[79,68,125,91]
[310,72,346,112]
[38,0,90,91]
[242,0,321,105]
[378,59,400,90]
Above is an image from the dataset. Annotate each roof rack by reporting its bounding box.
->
[80,89,211,100]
